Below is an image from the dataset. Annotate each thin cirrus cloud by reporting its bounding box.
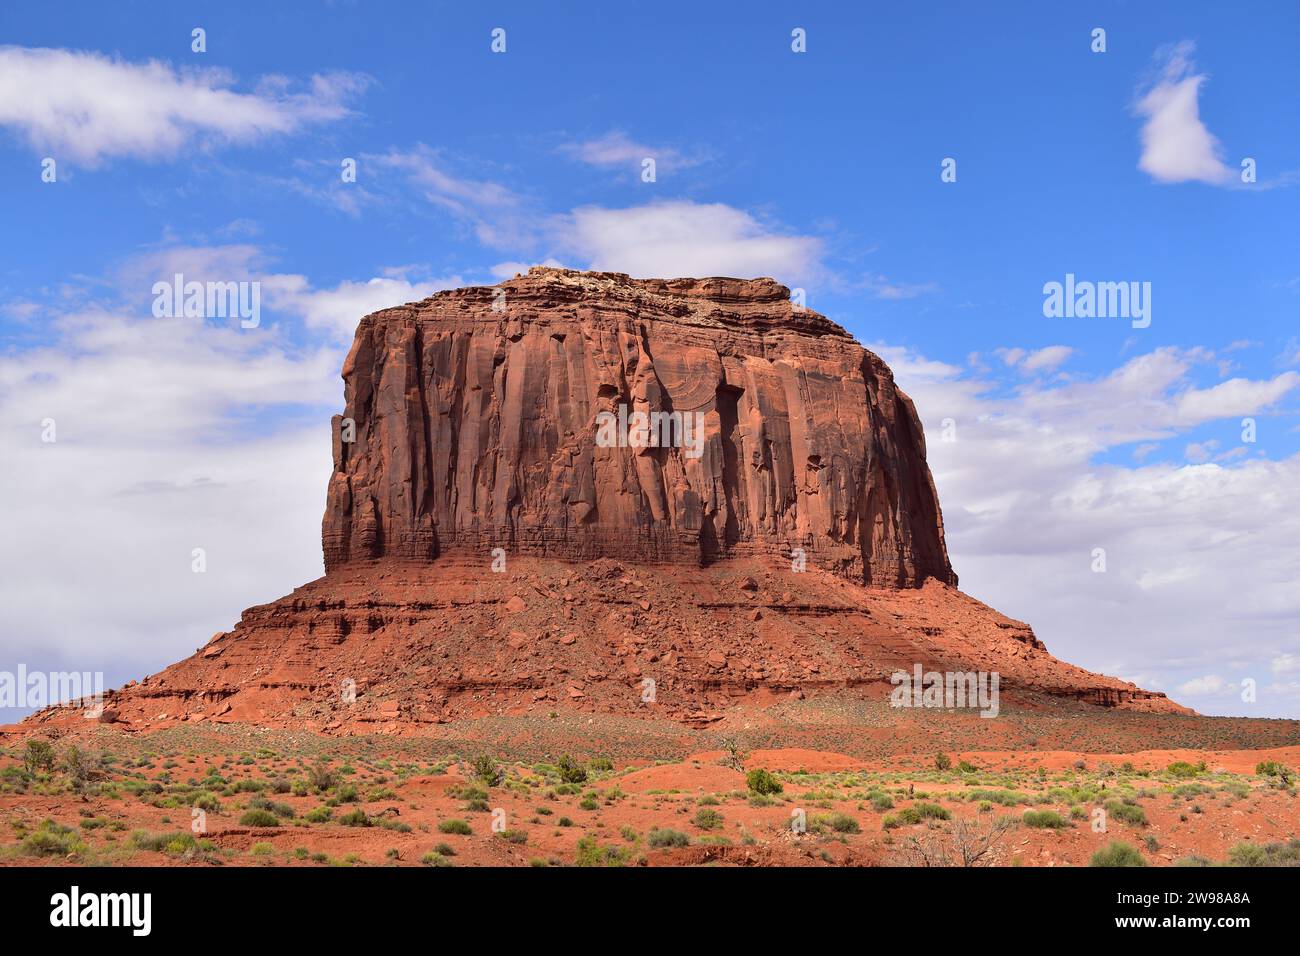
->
[1133,41,1234,185]
[558,131,706,174]
[353,146,821,282]
[365,149,819,283]
[995,345,1075,372]
[0,46,367,165]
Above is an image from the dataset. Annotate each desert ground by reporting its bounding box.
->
[3,696,1296,867]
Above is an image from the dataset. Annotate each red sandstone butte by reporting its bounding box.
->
[323,268,954,587]
[24,268,1188,733]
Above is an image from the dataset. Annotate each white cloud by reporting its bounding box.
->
[107,242,458,342]
[1272,654,1300,675]
[1134,41,1233,185]
[1178,675,1229,696]
[1175,372,1300,421]
[368,149,821,283]
[265,273,462,341]
[0,247,455,715]
[882,342,1300,717]
[0,46,366,165]
[555,201,823,281]
[996,348,1026,367]
[559,131,704,173]
[1021,345,1074,372]
[995,345,1074,373]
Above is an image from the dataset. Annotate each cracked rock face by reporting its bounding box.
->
[323,267,956,588]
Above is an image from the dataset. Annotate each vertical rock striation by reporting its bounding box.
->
[323,267,956,588]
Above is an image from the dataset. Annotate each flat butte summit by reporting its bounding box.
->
[29,267,1188,734]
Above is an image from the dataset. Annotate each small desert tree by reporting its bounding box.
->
[23,739,55,776]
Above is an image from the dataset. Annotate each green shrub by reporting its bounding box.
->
[1227,842,1268,866]
[22,819,85,857]
[1166,761,1203,779]
[556,754,588,784]
[868,792,894,812]
[239,809,280,827]
[304,806,332,824]
[746,768,783,795]
[22,740,56,775]
[909,802,950,822]
[574,836,632,867]
[130,830,197,855]
[472,754,502,786]
[248,795,294,818]
[965,788,1030,806]
[647,827,690,848]
[934,754,952,771]
[191,791,222,812]
[815,812,860,834]
[692,808,724,830]
[331,782,359,804]
[438,818,472,835]
[337,808,370,827]
[1104,799,1148,826]
[1090,841,1146,867]
[1256,761,1292,783]
[1023,810,1069,829]
[306,761,336,792]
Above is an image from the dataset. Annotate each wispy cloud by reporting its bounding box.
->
[558,131,707,174]
[0,46,367,166]
[994,346,1074,373]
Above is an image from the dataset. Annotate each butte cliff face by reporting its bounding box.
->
[22,268,1188,734]
[322,268,955,588]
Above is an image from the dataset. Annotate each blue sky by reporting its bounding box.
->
[2,1,1298,720]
